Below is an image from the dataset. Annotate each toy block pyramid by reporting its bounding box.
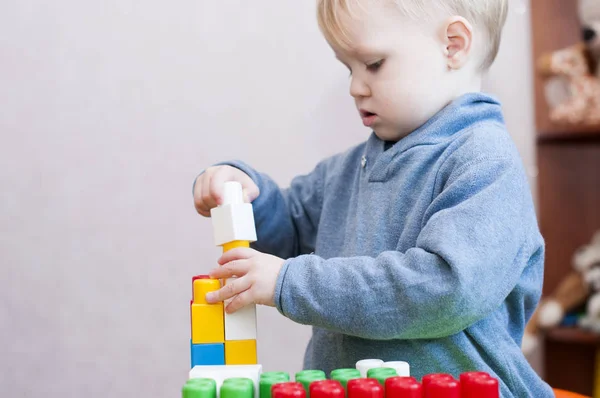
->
[190,181,258,367]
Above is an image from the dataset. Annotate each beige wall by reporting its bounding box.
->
[0,1,539,396]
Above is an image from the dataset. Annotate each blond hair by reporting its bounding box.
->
[317,0,509,70]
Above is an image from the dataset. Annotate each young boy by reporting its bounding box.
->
[193,0,553,396]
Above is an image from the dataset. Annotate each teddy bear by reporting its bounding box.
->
[536,0,600,126]
[522,231,600,356]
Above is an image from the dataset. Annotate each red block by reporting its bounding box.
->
[426,378,460,398]
[460,373,498,398]
[310,380,345,398]
[422,374,454,392]
[273,382,306,398]
[385,376,422,398]
[348,378,384,398]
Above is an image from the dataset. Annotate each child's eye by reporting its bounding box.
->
[366,60,384,72]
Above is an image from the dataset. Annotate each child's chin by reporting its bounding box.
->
[374,129,404,142]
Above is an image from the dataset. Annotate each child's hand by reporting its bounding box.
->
[193,165,260,217]
[205,247,285,313]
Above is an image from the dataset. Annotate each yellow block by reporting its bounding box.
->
[191,303,224,344]
[193,278,221,304]
[225,339,257,365]
[223,240,250,253]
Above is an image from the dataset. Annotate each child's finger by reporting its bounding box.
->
[209,259,251,279]
[202,169,219,209]
[210,166,259,204]
[205,276,251,304]
[225,289,254,314]
[217,247,257,265]
[194,178,211,217]
[209,167,238,205]
[239,173,260,202]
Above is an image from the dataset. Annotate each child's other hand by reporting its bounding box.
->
[205,247,285,313]
[193,165,260,217]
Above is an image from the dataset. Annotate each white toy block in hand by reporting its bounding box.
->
[210,182,257,246]
[224,278,257,340]
[189,364,262,398]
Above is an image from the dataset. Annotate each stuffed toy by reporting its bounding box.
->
[576,231,600,332]
[536,0,600,126]
[522,231,600,355]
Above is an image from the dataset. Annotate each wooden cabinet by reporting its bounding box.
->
[531,0,600,395]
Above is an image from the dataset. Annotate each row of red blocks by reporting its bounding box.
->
[271,372,498,398]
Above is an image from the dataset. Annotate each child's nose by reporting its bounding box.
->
[350,76,371,98]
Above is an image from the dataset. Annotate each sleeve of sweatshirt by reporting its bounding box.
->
[218,160,326,259]
[272,156,542,340]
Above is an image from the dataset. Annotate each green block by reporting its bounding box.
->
[295,370,326,396]
[259,372,290,398]
[366,367,397,386]
[221,378,254,398]
[183,378,217,398]
[261,372,291,381]
[330,369,361,389]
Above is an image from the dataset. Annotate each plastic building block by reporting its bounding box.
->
[224,278,257,340]
[295,370,326,394]
[381,362,410,377]
[191,341,225,367]
[421,374,454,391]
[225,339,257,365]
[355,359,384,378]
[384,377,421,398]
[426,378,460,398]
[223,240,250,252]
[310,380,345,398]
[194,277,221,305]
[191,302,225,344]
[330,369,361,390]
[347,378,383,398]
[210,182,257,246]
[221,377,255,398]
[189,364,262,398]
[272,382,306,398]
[366,368,397,387]
[182,363,503,398]
[183,378,218,398]
[261,372,290,380]
[460,372,498,398]
[260,373,291,398]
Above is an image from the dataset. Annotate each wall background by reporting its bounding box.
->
[0,0,540,396]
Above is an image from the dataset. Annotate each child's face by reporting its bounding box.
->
[331,5,452,141]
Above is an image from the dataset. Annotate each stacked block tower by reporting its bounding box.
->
[190,181,258,367]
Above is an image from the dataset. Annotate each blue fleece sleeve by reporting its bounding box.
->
[219,160,325,259]
[273,157,540,340]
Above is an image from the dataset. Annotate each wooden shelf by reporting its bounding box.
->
[532,1,600,395]
[538,125,600,143]
[545,326,600,346]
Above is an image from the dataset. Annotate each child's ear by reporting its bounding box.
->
[442,16,473,70]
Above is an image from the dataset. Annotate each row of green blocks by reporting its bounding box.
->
[183,368,401,398]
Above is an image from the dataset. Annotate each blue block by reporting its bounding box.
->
[190,340,225,367]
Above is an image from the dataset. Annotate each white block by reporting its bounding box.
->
[356,359,383,378]
[224,278,257,340]
[382,361,410,377]
[189,364,262,398]
[210,203,257,246]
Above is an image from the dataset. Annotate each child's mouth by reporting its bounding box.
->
[360,110,377,127]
